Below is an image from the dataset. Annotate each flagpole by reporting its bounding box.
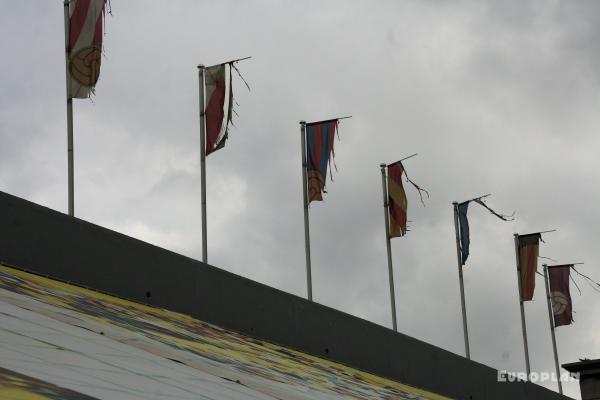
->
[513,233,531,377]
[543,264,563,394]
[198,65,207,263]
[452,202,470,359]
[300,121,312,301]
[380,164,398,332]
[63,0,74,216]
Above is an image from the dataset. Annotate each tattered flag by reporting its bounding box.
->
[457,202,470,264]
[306,119,339,203]
[387,161,428,238]
[457,196,514,265]
[387,162,408,237]
[67,0,108,99]
[205,64,227,155]
[518,233,542,301]
[204,61,247,156]
[549,265,574,327]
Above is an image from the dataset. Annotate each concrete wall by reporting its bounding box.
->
[0,191,568,400]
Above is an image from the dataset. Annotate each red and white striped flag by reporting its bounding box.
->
[205,64,228,155]
[67,0,107,99]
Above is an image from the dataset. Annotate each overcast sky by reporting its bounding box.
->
[1,1,600,398]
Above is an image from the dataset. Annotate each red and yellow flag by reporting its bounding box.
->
[518,233,541,301]
[387,162,408,237]
[67,0,108,98]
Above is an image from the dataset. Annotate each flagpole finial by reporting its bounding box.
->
[380,163,386,168]
[197,64,205,69]
[300,120,306,125]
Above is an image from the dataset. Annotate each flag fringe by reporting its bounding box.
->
[328,120,340,181]
[570,273,582,296]
[210,61,250,153]
[401,164,429,206]
[231,62,251,91]
[572,267,600,294]
[471,197,515,221]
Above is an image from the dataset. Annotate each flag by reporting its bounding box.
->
[456,196,513,265]
[549,265,573,327]
[518,233,541,301]
[386,161,428,237]
[457,202,470,264]
[205,64,230,155]
[67,0,108,99]
[203,61,247,155]
[306,119,338,203]
[387,162,408,237]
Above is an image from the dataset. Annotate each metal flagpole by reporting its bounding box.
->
[513,233,531,376]
[452,202,470,359]
[380,164,398,332]
[198,65,207,263]
[543,264,564,394]
[63,1,74,216]
[300,121,312,301]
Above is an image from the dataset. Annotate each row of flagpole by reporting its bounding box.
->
[452,208,587,395]
[451,193,569,393]
[60,1,243,265]
[61,4,597,395]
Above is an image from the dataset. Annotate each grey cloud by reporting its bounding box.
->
[2,1,600,399]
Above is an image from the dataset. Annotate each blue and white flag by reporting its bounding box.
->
[457,197,514,266]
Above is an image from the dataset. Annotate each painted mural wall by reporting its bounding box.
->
[0,264,450,400]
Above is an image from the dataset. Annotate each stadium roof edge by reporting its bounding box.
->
[0,190,569,400]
